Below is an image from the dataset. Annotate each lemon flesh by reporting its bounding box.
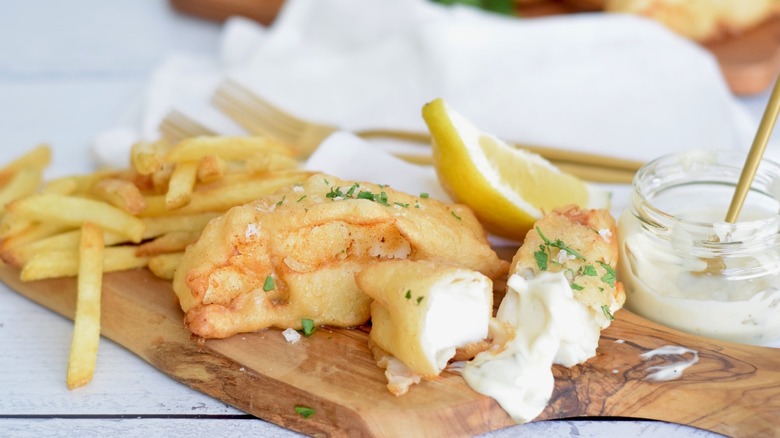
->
[422,98,605,241]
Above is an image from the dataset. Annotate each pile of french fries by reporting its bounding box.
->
[0,136,312,389]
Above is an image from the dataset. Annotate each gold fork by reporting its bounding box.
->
[158,110,216,143]
[209,79,640,183]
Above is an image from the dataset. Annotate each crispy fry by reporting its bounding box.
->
[135,231,199,257]
[7,193,145,243]
[0,222,72,266]
[0,144,51,175]
[165,161,198,210]
[20,245,149,281]
[92,178,147,215]
[0,166,44,215]
[196,154,226,183]
[165,136,297,162]
[147,252,184,280]
[142,171,313,217]
[141,213,219,238]
[131,140,168,175]
[66,222,104,389]
[42,170,120,196]
[151,162,174,193]
[5,228,127,266]
[0,211,34,240]
[244,152,299,173]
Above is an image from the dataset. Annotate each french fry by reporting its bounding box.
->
[244,152,299,173]
[7,193,145,243]
[0,211,35,240]
[151,162,174,193]
[165,136,298,162]
[141,213,219,238]
[141,171,312,217]
[66,222,104,389]
[131,140,168,175]
[165,161,198,210]
[92,178,147,215]
[0,144,51,175]
[42,170,118,196]
[135,231,199,257]
[20,246,149,281]
[0,166,44,215]
[5,228,127,266]
[0,222,72,266]
[147,252,184,280]
[196,154,226,183]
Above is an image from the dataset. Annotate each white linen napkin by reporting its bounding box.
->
[93,0,759,183]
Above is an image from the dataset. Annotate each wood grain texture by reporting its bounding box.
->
[2,265,779,437]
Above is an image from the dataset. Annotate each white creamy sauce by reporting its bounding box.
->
[462,272,600,423]
[424,275,491,371]
[619,205,780,347]
[640,345,699,381]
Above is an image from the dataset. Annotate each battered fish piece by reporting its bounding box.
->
[510,204,625,331]
[605,0,779,42]
[356,260,493,395]
[172,174,508,338]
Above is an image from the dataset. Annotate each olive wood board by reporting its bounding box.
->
[1,265,778,437]
[169,0,780,96]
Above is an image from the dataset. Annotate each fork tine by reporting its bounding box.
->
[159,110,214,142]
[212,90,296,143]
[222,80,310,130]
[217,81,307,135]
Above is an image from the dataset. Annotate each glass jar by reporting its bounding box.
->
[617,150,780,347]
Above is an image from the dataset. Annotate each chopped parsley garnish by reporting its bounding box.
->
[451,211,461,220]
[536,227,585,260]
[581,265,597,276]
[326,186,345,199]
[415,201,420,208]
[294,405,315,418]
[394,202,409,208]
[598,261,616,287]
[301,318,316,336]
[275,195,286,207]
[416,296,424,305]
[323,178,330,185]
[263,276,274,292]
[420,192,429,198]
[405,290,412,299]
[297,195,307,202]
[357,190,374,200]
[601,305,615,321]
[571,283,584,291]
[345,183,360,197]
[534,245,548,271]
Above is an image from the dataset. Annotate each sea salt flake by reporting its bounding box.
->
[283,328,301,344]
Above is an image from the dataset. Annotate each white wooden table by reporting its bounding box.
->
[0,1,769,436]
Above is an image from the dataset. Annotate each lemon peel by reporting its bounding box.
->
[422,98,609,241]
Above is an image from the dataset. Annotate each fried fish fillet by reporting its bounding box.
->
[172,174,508,338]
[605,0,779,42]
[356,260,493,395]
[510,204,625,331]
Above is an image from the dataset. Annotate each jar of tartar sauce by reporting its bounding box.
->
[618,150,780,347]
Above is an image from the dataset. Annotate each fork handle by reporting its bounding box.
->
[356,129,643,172]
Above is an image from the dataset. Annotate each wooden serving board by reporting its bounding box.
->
[1,265,779,437]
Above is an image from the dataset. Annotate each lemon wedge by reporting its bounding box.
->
[422,98,609,241]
